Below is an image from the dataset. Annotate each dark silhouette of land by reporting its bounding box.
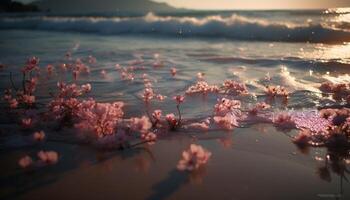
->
[0,0,39,12]
[32,0,177,13]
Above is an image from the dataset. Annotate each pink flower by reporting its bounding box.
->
[292,129,310,148]
[88,55,97,64]
[22,95,35,105]
[9,98,18,109]
[75,100,125,137]
[33,131,45,142]
[142,88,154,102]
[222,80,248,95]
[23,57,39,72]
[214,98,241,116]
[265,85,289,98]
[249,102,271,115]
[141,132,157,145]
[81,83,92,93]
[177,144,212,171]
[152,110,162,121]
[18,155,33,168]
[197,72,204,80]
[187,122,210,131]
[185,81,219,95]
[213,113,239,130]
[170,67,177,76]
[100,70,107,77]
[130,116,152,133]
[37,151,59,164]
[173,95,185,104]
[156,94,166,101]
[273,113,295,130]
[166,113,177,127]
[21,118,33,129]
[47,64,54,76]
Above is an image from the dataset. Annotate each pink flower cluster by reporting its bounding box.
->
[3,89,18,108]
[214,98,241,116]
[33,130,45,142]
[18,150,59,169]
[319,82,350,101]
[273,113,296,130]
[75,100,125,138]
[166,113,178,129]
[72,59,91,80]
[249,102,271,115]
[222,80,249,95]
[48,82,91,121]
[177,144,212,171]
[213,98,241,130]
[185,81,219,95]
[265,85,289,98]
[22,57,40,73]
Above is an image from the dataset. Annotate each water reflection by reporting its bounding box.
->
[300,43,350,64]
[294,139,350,199]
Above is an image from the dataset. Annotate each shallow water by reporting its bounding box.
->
[0,9,350,199]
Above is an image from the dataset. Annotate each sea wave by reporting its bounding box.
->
[1,13,350,43]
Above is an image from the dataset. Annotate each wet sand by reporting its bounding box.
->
[1,124,347,200]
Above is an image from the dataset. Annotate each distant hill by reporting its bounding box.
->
[0,0,39,12]
[33,0,177,13]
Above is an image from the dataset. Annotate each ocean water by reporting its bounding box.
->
[0,9,350,200]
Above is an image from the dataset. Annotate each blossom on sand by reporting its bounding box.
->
[18,155,33,168]
[33,130,45,142]
[177,144,212,171]
[292,129,311,149]
[37,151,59,164]
[213,113,239,130]
[273,113,295,130]
[141,131,157,145]
[213,98,241,130]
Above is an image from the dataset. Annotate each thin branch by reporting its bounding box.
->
[9,72,18,91]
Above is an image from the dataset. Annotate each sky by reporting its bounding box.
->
[17,0,350,10]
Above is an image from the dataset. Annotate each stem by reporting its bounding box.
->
[176,104,182,127]
[145,102,154,125]
[9,72,18,91]
[130,139,156,148]
[22,72,26,94]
